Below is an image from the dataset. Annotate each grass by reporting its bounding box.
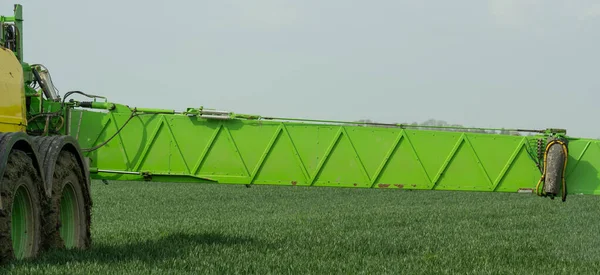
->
[2,180,600,274]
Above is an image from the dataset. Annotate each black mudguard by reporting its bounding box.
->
[32,135,91,201]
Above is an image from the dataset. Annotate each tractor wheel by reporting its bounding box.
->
[43,150,90,250]
[0,149,43,263]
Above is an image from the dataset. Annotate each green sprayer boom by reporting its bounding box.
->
[69,101,599,198]
[0,3,599,264]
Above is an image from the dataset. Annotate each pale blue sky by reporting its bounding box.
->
[4,1,600,138]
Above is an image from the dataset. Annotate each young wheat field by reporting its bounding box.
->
[2,180,600,274]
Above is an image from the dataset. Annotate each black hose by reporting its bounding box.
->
[80,111,138,152]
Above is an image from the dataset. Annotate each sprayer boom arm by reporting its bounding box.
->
[60,101,600,198]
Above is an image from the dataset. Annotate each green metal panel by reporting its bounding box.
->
[66,105,600,195]
[563,138,600,195]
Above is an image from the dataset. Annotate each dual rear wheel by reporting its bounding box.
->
[0,149,42,262]
[0,140,91,263]
[43,150,91,251]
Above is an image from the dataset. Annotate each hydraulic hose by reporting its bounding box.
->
[80,111,138,152]
[27,90,106,136]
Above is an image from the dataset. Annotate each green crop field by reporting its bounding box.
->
[2,181,600,274]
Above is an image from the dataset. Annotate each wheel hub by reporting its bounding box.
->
[11,185,34,259]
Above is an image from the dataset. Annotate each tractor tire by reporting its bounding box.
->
[42,149,91,250]
[0,149,43,263]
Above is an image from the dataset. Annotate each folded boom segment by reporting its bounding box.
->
[65,103,600,196]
